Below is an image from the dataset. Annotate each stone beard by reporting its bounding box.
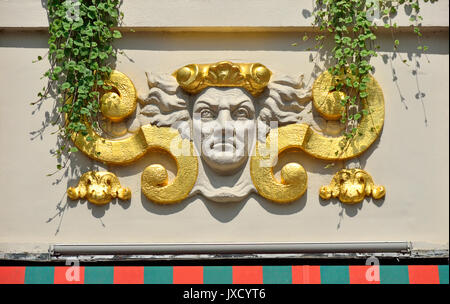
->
[121,71,327,202]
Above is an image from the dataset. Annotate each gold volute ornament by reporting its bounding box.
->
[308,71,385,160]
[99,70,137,122]
[319,169,386,204]
[173,61,272,97]
[67,171,131,205]
[250,124,309,203]
[71,71,199,204]
[139,126,198,204]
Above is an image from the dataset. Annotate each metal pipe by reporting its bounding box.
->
[50,242,410,256]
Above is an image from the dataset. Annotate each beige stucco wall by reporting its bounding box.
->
[0,1,448,255]
[1,0,448,29]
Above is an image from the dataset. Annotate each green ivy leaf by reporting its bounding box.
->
[112,30,122,39]
[61,82,71,90]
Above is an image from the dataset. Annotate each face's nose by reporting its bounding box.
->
[216,109,235,134]
[216,109,232,126]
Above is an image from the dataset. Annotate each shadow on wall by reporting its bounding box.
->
[320,195,385,230]
[381,44,432,127]
[136,191,308,224]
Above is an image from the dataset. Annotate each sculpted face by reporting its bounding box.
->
[192,87,256,175]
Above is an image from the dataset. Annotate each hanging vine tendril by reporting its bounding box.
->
[305,0,436,140]
[33,0,122,174]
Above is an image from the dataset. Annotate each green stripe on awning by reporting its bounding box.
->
[24,266,54,284]
[84,266,114,284]
[263,266,292,284]
[203,266,233,284]
[320,266,349,284]
[144,266,173,284]
[438,265,449,284]
[380,265,409,284]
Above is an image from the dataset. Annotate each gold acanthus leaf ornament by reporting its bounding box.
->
[173,61,272,97]
[319,169,386,204]
[67,171,131,205]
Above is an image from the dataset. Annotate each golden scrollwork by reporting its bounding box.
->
[243,69,385,204]
[72,70,147,165]
[67,171,131,205]
[250,124,309,203]
[70,67,385,206]
[71,71,199,204]
[100,70,137,122]
[319,169,386,204]
[173,61,272,97]
[307,70,385,160]
[74,125,198,204]
[140,126,198,204]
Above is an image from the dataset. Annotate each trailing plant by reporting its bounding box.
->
[33,0,122,173]
[306,0,437,140]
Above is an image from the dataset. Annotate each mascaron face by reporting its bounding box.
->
[192,87,256,175]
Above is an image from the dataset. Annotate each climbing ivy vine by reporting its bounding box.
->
[307,0,437,139]
[33,0,122,173]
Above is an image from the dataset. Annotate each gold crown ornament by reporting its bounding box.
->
[172,61,272,97]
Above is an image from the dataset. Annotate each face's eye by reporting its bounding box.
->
[233,107,250,120]
[200,108,215,120]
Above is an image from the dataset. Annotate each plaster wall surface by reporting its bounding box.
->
[0,0,448,29]
[0,1,448,255]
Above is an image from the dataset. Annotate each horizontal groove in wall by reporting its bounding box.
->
[0,26,448,33]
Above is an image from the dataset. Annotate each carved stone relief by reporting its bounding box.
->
[68,61,386,205]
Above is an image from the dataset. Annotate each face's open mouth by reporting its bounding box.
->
[210,138,237,151]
